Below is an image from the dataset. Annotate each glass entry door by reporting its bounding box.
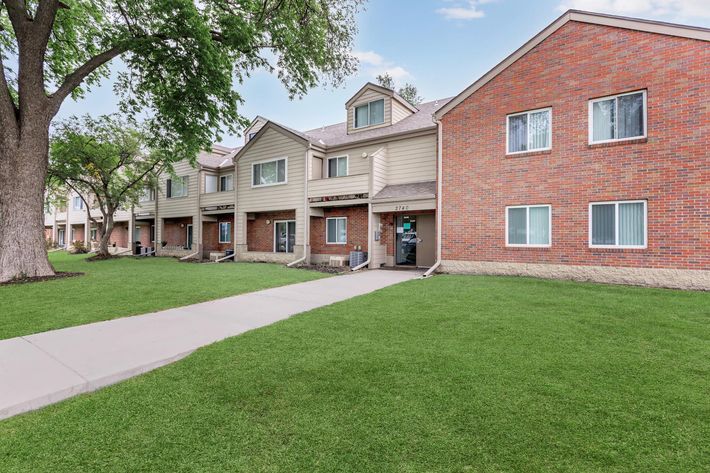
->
[186,224,193,250]
[395,215,417,265]
[275,220,296,253]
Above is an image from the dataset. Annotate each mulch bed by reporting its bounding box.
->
[293,263,351,274]
[0,271,84,286]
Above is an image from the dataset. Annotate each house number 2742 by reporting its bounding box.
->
[394,205,409,211]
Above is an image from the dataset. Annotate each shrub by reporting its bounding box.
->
[69,240,89,254]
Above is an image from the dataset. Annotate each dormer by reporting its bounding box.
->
[345,83,418,135]
[243,116,268,144]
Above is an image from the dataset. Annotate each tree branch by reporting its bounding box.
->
[48,44,126,114]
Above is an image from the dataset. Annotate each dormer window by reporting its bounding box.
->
[354,98,385,129]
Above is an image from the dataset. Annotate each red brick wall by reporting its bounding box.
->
[162,217,193,247]
[441,21,709,270]
[71,224,85,243]
[110,223,129,248]
[44,227,53,240]
[203,214,235,252]
[310,206,368,255]
[134,221,155,247]
[247,211,295,252]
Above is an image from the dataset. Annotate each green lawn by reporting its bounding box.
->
[0,252,327,340]
[1,275,708,472]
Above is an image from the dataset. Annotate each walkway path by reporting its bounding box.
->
[0,269,419,420]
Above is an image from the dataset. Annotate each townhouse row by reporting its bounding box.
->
[44,10,710,289]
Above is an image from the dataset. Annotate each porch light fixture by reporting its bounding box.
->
[266,219,271,225]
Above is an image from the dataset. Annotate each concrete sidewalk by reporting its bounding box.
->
[0,269,419,420]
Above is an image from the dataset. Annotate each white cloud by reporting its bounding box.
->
[353,51,411,81]
[558,0,710,19]
[353,50,384,66]
[436,0,493,20]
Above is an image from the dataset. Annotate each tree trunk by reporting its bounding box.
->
[0,136,55,282]
[97,214,115,258]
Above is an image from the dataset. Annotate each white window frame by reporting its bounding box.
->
[72,196,84,210]
[588,200,647,249]
[204,174,218,194]
[505,204,552,248]
[327,155,349,178]
[506,107,552,155]
[251,157,288,188]
[353,98,385,129]
[326,217,348,245]
[219,174,234,192]
[139,187,156,202]
[273,219,296,253]
[167,176,189,198]
[588,90,647,145]
[218,221,231,243]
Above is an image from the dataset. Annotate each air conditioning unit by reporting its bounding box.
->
[329,256,346,267]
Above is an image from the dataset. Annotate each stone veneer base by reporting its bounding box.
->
[440,260,710,291]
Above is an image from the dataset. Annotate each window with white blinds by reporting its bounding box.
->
[590,200,646,248]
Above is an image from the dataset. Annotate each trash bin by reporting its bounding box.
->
[134,241,142,256]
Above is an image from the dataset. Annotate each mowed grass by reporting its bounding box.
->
[1,275,708,472]
[0,252,327,340]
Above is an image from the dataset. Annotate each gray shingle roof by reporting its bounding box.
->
[198,146,241,169]
[303,98,451,148]
[373,181,437,200]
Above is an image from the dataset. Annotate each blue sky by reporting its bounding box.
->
[56,0,710,148]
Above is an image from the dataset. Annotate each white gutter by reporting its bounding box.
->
[214,253,235,263]
[422,117,443,278]
[179,251,199,261]
[287,145,311,267]
[351,202,372,271]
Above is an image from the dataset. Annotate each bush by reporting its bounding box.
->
[69,240,89,254]
[45,238,58,250]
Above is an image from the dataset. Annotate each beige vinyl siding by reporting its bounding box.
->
[391,99,414,124]
[237,127,306,246]
[371,146,388,196]
[158,160,200,218]
[308,174,369,199]
[321,144,380,177]
[386,134,437,185]
[347,89,392,134]
[244,118,267,144]
[200,169,235,207]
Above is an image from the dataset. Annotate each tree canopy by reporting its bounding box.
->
[375,72,423,106]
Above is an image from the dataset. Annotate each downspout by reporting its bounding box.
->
[287,144,311,267]
[350,202,372,271]
[422,117,443,278]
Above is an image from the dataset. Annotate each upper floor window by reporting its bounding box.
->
[72,196,84,210]
[252,158,286,187]
[354,98,385,129]
[589,200,646,248]
[507,108,551,154]
[589,90,646,144]
[220,174,234,192]
[506,205,551,247]
[166,176,189,198]
[139,187,155,202]
[205,174,218,193]
[326,217,347,244]
[327,156,348,178]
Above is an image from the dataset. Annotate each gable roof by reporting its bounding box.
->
[232,120,314,163]
[435,9,710,119]
[198,145,240,169]
[345,82,419,113]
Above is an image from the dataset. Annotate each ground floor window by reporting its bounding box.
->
[506,205,551,247]
[90,228,97,241]
[590,200,646,248]
[219,222,231,243]
[274,220,296,253]
[326,217,347,244]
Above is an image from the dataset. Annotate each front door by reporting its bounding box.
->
[416,213,436,267]
[275,220,296,253]
[186,224,193,250]
[57,228,65,247]
[395,214,435,267]
[395,215,417,265]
